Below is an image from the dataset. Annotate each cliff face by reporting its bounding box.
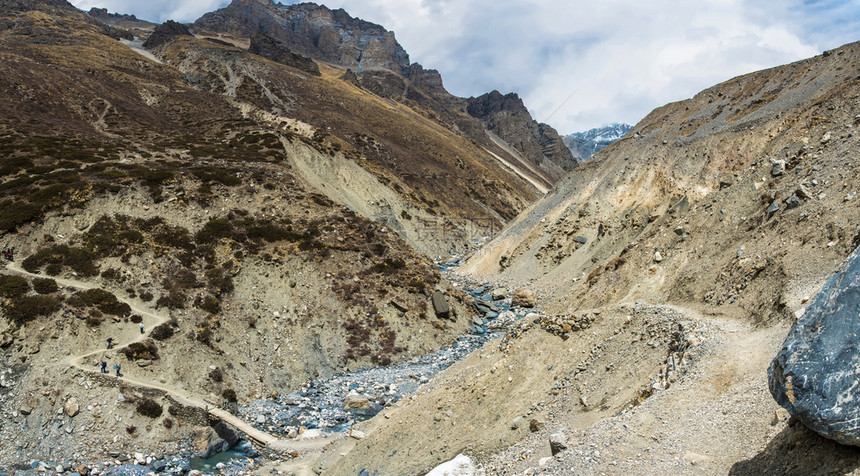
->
[193,0,573,188]
[194,0,410,73]
[466,90,577,177]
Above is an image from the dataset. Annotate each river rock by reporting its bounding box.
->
[19,404,33,415]
[64,397,80,417]
[192,422,239,459]
[432,291,451,319]
[491,289,507,300]
[343,391,372,410]
[770,245,860,445]
[512,290,536,308]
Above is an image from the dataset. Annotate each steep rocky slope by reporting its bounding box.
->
[464,41,860,324]
[279,42,860,475]
[193,0,573,187]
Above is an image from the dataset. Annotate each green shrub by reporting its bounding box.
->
[155,291,186,309]
[0,275,29,298]
[122,339,159,360]
[153,227,194,250]
[23,245,99,277]
[6,295,61,324]
[209,368,223,382]
[246,223,291,242]
[222,388,237,403]
[86,310,103,327]
[196,218,233,243]
[68,288,130,316]
[150,322,175,340]
[191,167,241,186]
[370,258,406,274]
[100,268,121,281]
[136,398,163,418]
[195,295,221,315]
[0,200,40,232]
[31,277,58,294]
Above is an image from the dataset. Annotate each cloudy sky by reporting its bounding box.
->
[69,0,860,133]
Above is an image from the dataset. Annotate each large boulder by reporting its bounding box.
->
[64,397,79,417]
[343,391,372,410]
[192,422,239,459]
[769,246,860,445]
[512,290,536,308]
[432,291,450,319]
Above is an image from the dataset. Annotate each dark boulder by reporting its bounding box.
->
[769,245,860,445]
[431,291,450,319]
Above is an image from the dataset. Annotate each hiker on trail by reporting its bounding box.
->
[114,363,122,377]
[99,361,107,373]
[106,337,113,349]
[139,322,144,334]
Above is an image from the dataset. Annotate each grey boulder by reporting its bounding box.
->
[770,245,860,445]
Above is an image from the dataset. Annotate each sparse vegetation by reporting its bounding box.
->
[136,398,163,418]
[0,274,29,298]
[151,321,176,340]
[5,295,62,325]
[31,277,58,294]
[122,339,159,361]
[222,388,237,403]
[67,288,130,317]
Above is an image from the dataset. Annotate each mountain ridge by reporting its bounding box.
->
[192,0,575,185]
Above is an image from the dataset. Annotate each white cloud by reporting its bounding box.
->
[69,0,230,23]
[70,0,858,132]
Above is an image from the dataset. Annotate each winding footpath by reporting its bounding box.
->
[3,261,313,451]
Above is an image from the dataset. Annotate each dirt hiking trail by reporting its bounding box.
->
[4,261,332,453]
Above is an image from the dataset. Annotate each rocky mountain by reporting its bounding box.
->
[563,122,632,164]
[194,0,410,74]
[467,90,575,178]
[193,0,573,187]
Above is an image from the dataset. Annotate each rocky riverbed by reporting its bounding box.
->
[238,258,536,439]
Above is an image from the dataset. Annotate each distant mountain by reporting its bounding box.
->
[564,123,632,164]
